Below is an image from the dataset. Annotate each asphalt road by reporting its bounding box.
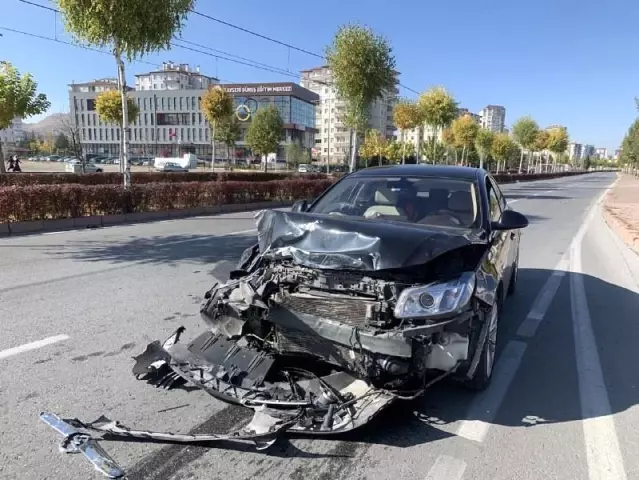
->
[1,171,637,480]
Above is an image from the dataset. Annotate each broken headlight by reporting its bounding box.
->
[393,272,476,319]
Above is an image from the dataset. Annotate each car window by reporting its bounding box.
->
[486,178,503,222]
[309,175,480,229]
[488,175,507,211]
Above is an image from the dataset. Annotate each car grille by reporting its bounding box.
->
[276,290,373,327]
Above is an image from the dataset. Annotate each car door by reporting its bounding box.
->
[486,176,513,292]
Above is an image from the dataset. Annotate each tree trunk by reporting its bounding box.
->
[211,123,216,170]
[479,152,484,170]
[518,148,524,174]
[349,129,358,172]
[0,139,6,174]
[115,52,131,189]
[401,129,405,165]
[416,126,421,164]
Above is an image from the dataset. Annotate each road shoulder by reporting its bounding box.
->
[602,173,639,255]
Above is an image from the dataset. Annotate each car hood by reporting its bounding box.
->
[255,210,486,271]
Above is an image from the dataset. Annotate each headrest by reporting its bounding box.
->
[375,187,398,205]
[429,188,449,202]
[448,191,473,212]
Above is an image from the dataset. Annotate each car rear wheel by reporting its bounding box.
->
[463,300,500,391]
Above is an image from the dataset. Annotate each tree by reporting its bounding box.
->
[546,126,569,172]
[620,118,639,172]
[359,129,388,166]
[475,128,494,170]
[60,113,84,170]
[245,105,283,173]
[492,133,518,173]
[201,85,234,168]
[533,130,550,173]
[512,116,539,173]
[56,0,194,187]
[451,115,479,165]
[285,142,304,169]
[0,61,50,173]
[417,87,458,163]
[214,115,242,166]
[326,24,397,173]
[441,127,461,164]
[54,132,71,153]
[385,141,404,164]
[95,90,139,171]
[393,99,421,163]
[421,140,447,164]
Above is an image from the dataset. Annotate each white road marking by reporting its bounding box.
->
[424,455,466,480]
[568,180,627,480]
[0,335,69,360]
[516,254,568,338]
[455,340,527,443]
[507,199,519,204]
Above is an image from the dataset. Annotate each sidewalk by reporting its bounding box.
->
[602,173,639,255]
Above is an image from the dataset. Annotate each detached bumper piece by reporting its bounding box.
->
[40,408,295,479]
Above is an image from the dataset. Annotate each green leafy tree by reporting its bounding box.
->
[95,90,140,124]
[285,141,304,169]
[384,140,404,164]
[393,99,421,163]
[546,126,569,172]
[475,128,494,170]
[451,115,479,165]
[421,140,447,164]
[512,116,539,173]
[245,105,283,173]
[0,62,50,173]
[326,24,397,172]
[417,86,458,163]
[214,115,242,166]
[56,0,194,187]
[620,118,639,171]
[533,130,550,173]
[54,132,70,153]
[359,129,388,166]
[202,86,234,167]
[492,133,518,173]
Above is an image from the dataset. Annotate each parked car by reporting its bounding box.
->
[156,162,188,172]
[65,161,103,173]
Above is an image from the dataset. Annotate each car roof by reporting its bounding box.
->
[349,164,483,180]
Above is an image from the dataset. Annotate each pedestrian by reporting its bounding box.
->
[13,156,21,172]
[7,156,15,172]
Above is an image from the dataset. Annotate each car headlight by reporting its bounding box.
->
[393,272,476,319]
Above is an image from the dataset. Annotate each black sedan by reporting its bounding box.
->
[40,165,530,474]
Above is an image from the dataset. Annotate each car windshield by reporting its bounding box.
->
[309,175,480,229]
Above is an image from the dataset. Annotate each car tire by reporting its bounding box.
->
[462,297,501,392]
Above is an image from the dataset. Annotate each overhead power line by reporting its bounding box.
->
[16,0,419,95]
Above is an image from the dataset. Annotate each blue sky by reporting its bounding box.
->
[2,0,638,151]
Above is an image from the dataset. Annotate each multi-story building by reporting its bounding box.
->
[568,142,583,161]
[300,65,399,164]
[69,70,319,161]
[595,147,607,159]
[478,105,506,133]
[0,118,24,145]
[581,144,595,159]
[135,61,216,91]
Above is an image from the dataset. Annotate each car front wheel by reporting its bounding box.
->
[463,300,500,391]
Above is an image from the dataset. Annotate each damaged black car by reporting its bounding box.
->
[41,165,529,478]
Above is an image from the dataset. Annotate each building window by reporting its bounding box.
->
[151,129,154,141]
[162,97,165,109]
[192,97,196,110]
[179,97,183,110]
[192,113,196,124]
[156,113,190,125]
[88,129,92,140]
[111,128,114,139]
[199,128,202,141]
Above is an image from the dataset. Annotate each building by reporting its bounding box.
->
[135,61,217,91]
[595,147,607,159]
[478,105,506,133]
[614,149,621,160]
[581,144,595,159]
[568,142,583,161]
[69,72,319,161]
[300,65,399,164]
[0,118,24,145]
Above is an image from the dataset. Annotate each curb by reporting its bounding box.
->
[602,204,639,255]
[0,200,294,237]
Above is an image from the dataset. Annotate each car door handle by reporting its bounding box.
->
[510,232,516,239]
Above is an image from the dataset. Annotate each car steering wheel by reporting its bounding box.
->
[420,209,465,226]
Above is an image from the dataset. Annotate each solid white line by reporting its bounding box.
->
[507,199,519,204]
[0,335,69,360]
[424,455,467,480]
[516,254,569,338]
[455,340,527,443]
[570,233,627,480]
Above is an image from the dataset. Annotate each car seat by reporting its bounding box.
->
[447,190,476,226]
[363,186,407,219]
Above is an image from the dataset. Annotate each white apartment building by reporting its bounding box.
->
[69,66,318,160]
[595,147,607,159]
[0,118,24,145]
[300,65,399,164]
[568,142,583,161]
[478,105,506,133]
[135,61,217,91]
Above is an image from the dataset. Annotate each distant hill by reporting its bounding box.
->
[23,113,70,137]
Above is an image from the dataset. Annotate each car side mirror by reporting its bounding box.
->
[492,209,529,231]
[291,200,309,213]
